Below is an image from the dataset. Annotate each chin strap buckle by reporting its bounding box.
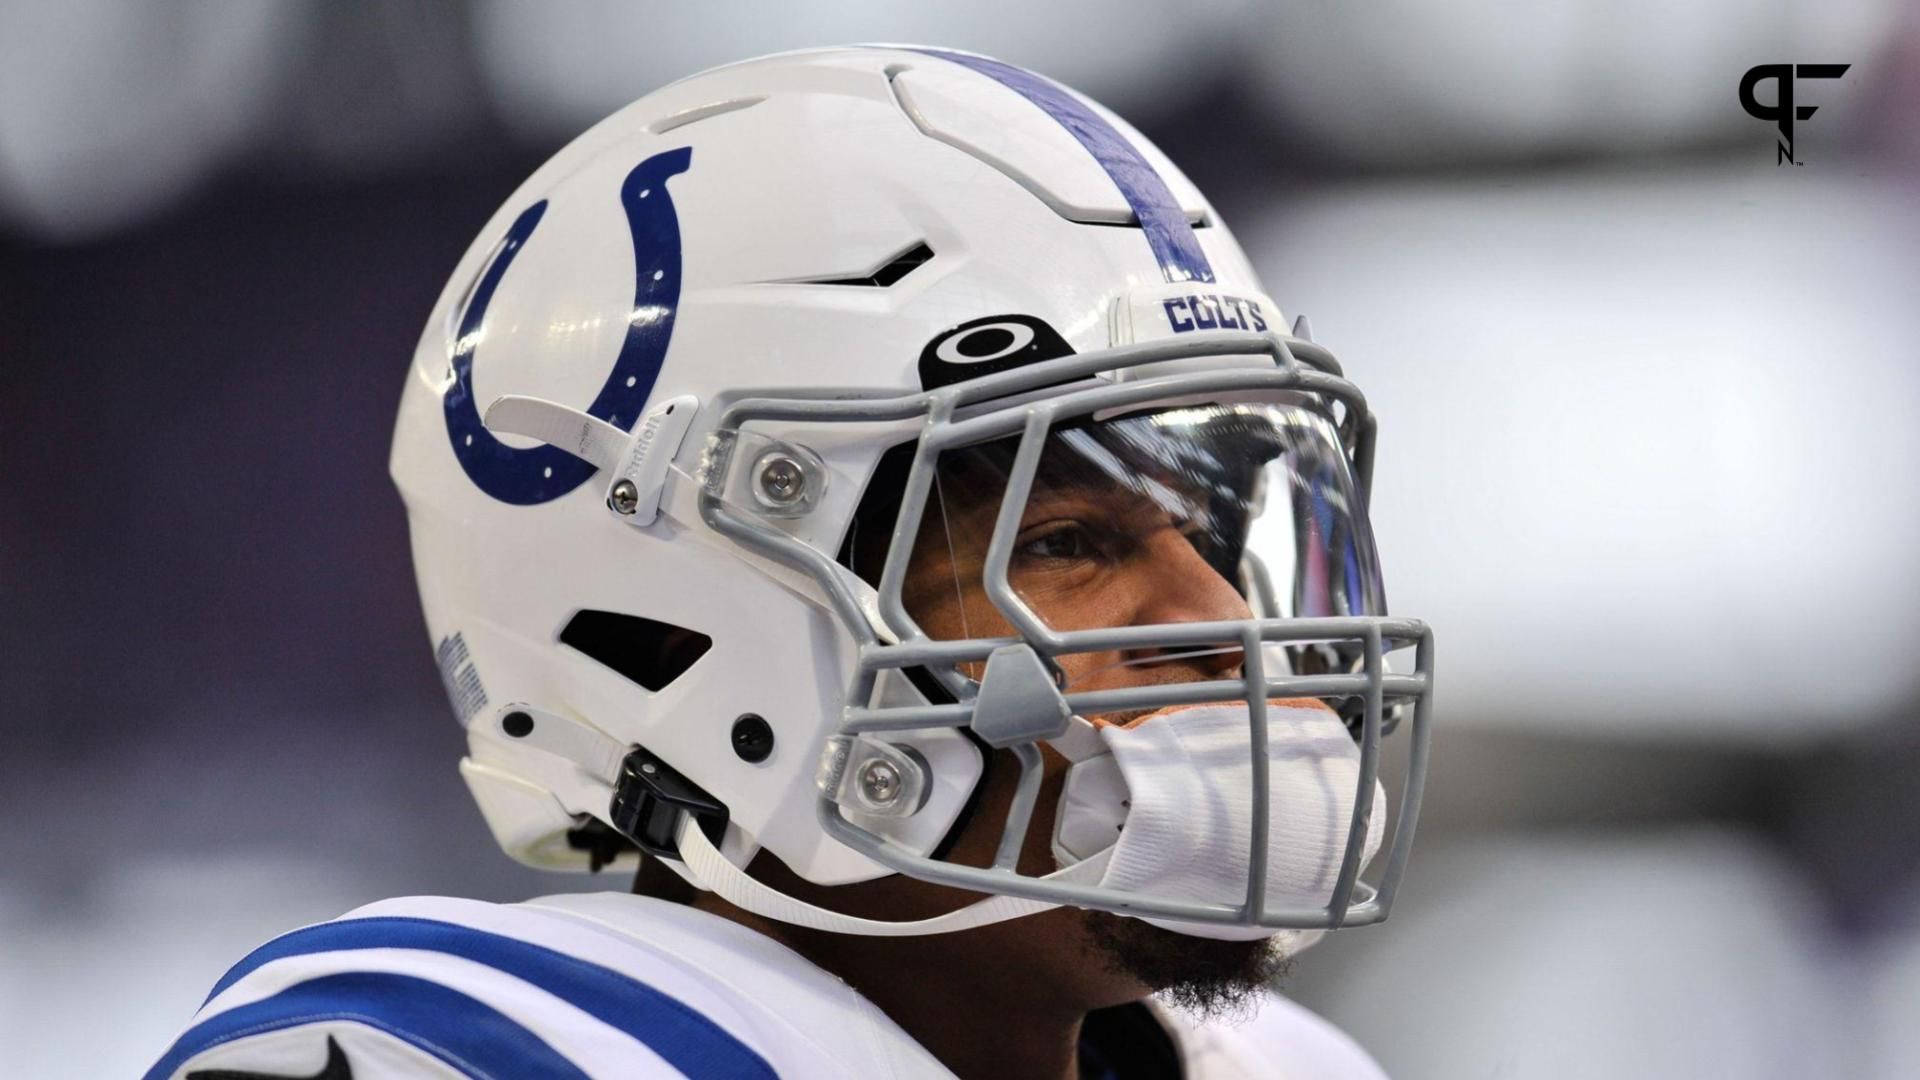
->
[608,747,729,860]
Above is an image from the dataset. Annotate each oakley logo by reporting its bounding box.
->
[918,314,1077,391]
[1739,64,1850,165]
[1161,293,1268,334]
[935,321,1037,365]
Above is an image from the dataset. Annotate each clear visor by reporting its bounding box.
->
[699,364,1431,931]
[892,403,1385,696]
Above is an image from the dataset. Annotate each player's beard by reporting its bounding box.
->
[1064,661,1298,1019]
[1079,909,1293,1021]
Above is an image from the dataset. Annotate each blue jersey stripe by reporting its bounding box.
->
[201,915,777,1079]
[146,971,585,1080]
[912,48,1215,285]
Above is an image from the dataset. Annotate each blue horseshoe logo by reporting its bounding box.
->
[442,147,692,505]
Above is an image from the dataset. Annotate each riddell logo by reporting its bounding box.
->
[1739,64,1851,165]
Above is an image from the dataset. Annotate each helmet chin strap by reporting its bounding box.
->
[671,814,1112,937]
[676,818,1323,954]
[670,713,1135,936]
[483,702,1334,946]
[483,698,1113,936]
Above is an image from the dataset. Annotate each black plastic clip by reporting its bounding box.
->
[607,747,728,860]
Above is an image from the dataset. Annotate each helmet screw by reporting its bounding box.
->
[731,714,774,763]
[608,479,639,515]
[754,453,806,507]
[858,759,902,806]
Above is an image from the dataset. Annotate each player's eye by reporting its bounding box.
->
[1178,515,1225,557]
[1016,522,1100,562]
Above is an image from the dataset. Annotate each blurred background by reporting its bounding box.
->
[3,2,1918,1076]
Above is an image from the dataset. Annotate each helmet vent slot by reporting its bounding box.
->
[648,95,766,135]
[801,241,935,288]
[560,609,712,692]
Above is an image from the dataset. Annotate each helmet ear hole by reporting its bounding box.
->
[559,609,712,692]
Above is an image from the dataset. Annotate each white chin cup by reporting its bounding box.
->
[1052,702,1386,942]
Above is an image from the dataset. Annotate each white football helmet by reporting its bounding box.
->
[390,46,1433,937]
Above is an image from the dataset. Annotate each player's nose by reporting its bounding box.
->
[1122,527,1253,676]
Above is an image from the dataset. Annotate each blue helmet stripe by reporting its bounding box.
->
[146,971,585,1080]
[198,916,777,1079]
[912,48,1215,284]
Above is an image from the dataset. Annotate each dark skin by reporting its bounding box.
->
[638,460,1308,1079]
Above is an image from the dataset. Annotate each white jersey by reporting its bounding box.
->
[145,892,1386,1079]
